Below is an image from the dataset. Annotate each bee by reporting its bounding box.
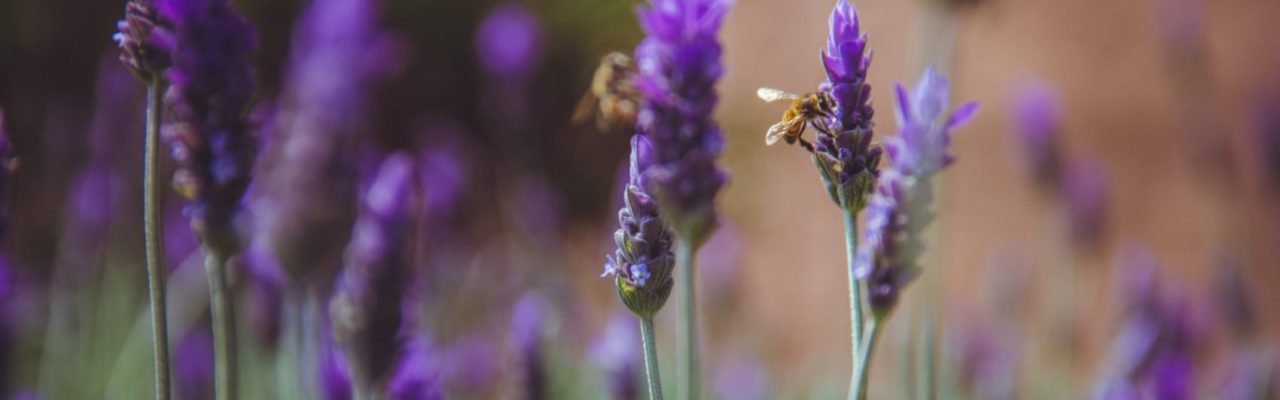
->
[573,52,640,131]
[756,87,838,152]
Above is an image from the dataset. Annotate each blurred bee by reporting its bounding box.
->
[573,52,640,131]
[756,87,838,153]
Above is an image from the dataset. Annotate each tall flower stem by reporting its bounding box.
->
[143,78,172,400]
[640,316,665,400]
[205,252,237,400]
[676,239,701,400]
[842,207,864,399]
[852,317,883,400]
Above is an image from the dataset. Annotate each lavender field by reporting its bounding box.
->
[0,0,1277,398]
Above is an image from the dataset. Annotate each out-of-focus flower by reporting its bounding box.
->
[255,0,393,285]
[948,310,1019,400]
[509,293,547,399]
[1219,347,1279,400]
[438,336,500,396]
[885,67,979,178]
[476,4,542,78]
[160,0,257,257]
[1214,256,1255,338]
[813,0,882,212]
[592,313,640,400]
[321,339,353,400]
[174,328,214,400]
[1010,83,1064,191]
[1151,0,1206,58]
[386,337,443,400]
[603,136,675,319]
[114,0,174,81]
[237,243,286,348]
[856,67,978,316]
[1252,96,1280,192]
[633,0,731,244]
[713,355,769,400]
[1095,248,1208,400]
[1062,156,1109,248]
[330,153,414,391]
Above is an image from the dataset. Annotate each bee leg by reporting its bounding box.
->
[797,137,815,154]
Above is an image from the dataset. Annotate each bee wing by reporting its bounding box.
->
[571,90,600,127]
[757,87,801,103]
[765,117,806,146]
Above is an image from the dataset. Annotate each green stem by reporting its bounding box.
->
[842,208,864,399]
[852,317,883,400]
[640,317,665,400]
[205,252,237,400]
[676,239,700,400]
[143,78,172,400]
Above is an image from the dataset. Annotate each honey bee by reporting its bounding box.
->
[573,52,640,131]
[756,87,838,152]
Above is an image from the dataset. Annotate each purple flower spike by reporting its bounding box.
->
[255,0,391,284]
[604,135,676,318]
[476,4,542,77]
[633,0,731,245]
[160,0,258,256]
[812,0,882,212]
[1062,156,1109,248]
[856,67,978,316]
[1011,83,1064,190]
[114,0,175,81]
[330,153,414,390]
[1095,248,1208,400]
[886,66,977,178]
[387,337,443,400]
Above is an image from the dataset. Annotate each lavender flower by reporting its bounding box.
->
[386,337,443,400]
[1095,249,1207,400]
[1011,83,1064,191]
[813,0,882,211]
[632,0,730,244]
[330,153,414,391]
[114,0,174,81]
[255,0,389,284]
[855,67,978,316]
[603,136,675,318]
[160,0,257,256]
[476,4,542,78]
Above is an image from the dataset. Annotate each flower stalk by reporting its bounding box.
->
[639,317,664,400]
[676,239,700,400]
[144,77,173,400]
[204,252,236,400]
[842,207,864,399]
[117,0,175,396]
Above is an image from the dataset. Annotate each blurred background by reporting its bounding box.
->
[0,0,1278,398]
